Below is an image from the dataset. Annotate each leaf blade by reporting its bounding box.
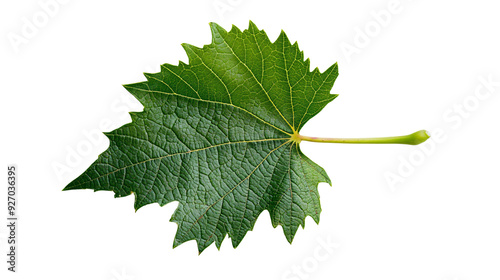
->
[64,21,337,252]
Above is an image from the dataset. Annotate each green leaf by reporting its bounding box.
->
[64,21,339,253]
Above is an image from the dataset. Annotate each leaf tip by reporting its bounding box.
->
[197,242,209,254]
[172,239,180,249]
[142,71,153,79]
[327,61,339,73]
[248,20,259,31]
[121,83,132,91]
[181,42,196,51]
[133,198,142,213]
[209,22,226,39]
[230,24,242,34]
[277,29,291,46]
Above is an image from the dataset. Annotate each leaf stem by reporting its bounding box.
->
[296,130,430,145]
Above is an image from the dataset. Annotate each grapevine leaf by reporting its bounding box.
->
[63,21,339,253]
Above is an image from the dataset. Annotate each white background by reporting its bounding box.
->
[1,0,500,279]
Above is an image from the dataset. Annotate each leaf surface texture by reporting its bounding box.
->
[64,21,339,253]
